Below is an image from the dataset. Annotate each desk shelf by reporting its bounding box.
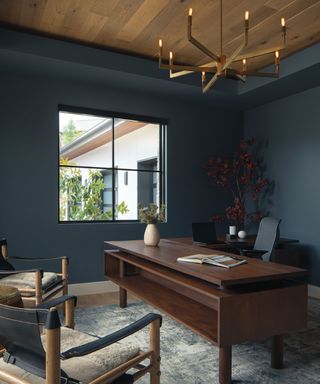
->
[109,274,218,345]
[106,251,219,344]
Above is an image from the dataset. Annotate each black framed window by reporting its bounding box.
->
[59,105,166,223]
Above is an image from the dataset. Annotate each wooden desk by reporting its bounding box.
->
[104,239,308,384]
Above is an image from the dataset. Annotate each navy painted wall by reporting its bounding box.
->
[245,86,320,286]
[0,70,242,283]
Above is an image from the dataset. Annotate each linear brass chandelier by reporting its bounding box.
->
[158,0,287,93]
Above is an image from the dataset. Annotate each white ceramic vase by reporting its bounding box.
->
[144,224,160,247]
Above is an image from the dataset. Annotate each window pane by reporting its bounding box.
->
[59,167,113,221]
[59,111,112,168]
[116,170,160,220]
[114,118,160,170]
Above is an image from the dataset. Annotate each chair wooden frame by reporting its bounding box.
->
[0,306,161,384]
[1,240,68,306]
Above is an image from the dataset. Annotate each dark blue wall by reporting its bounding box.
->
[245,86,320,286]
[0,71,243,283]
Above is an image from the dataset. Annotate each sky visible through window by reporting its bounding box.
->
[59,112,109,148]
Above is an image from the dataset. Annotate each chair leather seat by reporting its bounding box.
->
[0,272,60,296]
[0,327,140,383]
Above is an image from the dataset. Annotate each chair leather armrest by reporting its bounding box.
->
[61,313,162,359]
[0,269,44,277]
[8,256,68,263]
[37,295,77,309]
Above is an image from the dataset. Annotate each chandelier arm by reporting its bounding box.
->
[170,70,193,78]
[160,63,217,74]
[233,45,285,62]
[202,72,221,93]
[188,35,220,62]
[159,49,193,77]
[201,42,245,93]
[221,23,249,73]
[188,12,220,62]
[222,41,247,73]
[202,39,247,93]
[200,60,217,69]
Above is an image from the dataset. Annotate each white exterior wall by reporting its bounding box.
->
[73,124,159,219]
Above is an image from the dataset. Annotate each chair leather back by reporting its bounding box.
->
[0,304,80,383]
[254,217,281,262]
[0,303,48,377]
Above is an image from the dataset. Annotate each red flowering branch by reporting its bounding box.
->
[207,138,270,226]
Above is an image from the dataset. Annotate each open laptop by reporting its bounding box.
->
[192,222,225,246]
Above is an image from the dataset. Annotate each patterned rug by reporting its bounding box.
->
[75,299,320,384]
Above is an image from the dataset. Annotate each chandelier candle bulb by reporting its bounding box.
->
[275,51,280,73]
[281,17,286,44]
[188,8,192,29]
[242,58,247,73]
[245,10,249,31]
[158,39,163,67]
[244,10,249,45]
[168,51,173,77]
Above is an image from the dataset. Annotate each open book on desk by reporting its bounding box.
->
[177,254,247,269]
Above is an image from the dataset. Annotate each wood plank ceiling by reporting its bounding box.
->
[0,0,319,73]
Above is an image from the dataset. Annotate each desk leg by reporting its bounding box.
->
[219,346,232,384]
[119,288,127,308]
[119,261,127,308]
[271,335,283,369]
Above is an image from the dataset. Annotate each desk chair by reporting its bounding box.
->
[240,217,281,261]
[0,238,68,307]
[0,301,162,384]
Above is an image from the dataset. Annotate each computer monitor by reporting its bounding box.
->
[192,222,222,245]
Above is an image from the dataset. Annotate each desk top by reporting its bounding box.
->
[105,238,307,287]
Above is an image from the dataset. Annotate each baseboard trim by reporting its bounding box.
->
[69,280,118,296]
[69,281,320,299]
[308,284,320,299]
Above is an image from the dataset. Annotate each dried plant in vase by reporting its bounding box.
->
[138,204,166,246]
[207,138,272,235]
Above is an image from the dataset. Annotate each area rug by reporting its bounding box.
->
[75,299,320,384]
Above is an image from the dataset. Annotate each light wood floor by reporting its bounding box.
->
[77,291,140,308]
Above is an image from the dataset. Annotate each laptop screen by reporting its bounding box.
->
[192,222,217,244]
